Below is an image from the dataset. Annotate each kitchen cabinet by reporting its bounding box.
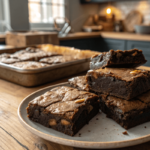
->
[0,41,5,45]
[60,37,101,52]
[60,37,150,66]
[127,41,150,66]
[101,38,126,51]
[60,37,126,52]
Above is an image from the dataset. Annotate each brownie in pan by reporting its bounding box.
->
[39,55,77,65]
[0,53,21,64]
[86,67,150,100]
[27,86,99,136]
[99,91,150,129]
[11,47,60,61]
[11,61,49,69]
[90,49,147,69]
[0,57,20,64]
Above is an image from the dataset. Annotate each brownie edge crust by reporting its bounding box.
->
[27,86,99,136]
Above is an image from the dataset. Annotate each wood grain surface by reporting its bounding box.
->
[0,68,150,150]
[6,32,59,47]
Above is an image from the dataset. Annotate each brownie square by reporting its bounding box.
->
[39,55,77,64]
[99,91,150,129]
[0,57,20,64]
[68,76,89,91]
[11,61,49,69]
[86,67,150,100]
[90,49,147,69]
[0,53,20,64]
[11,47,59,61]
[27,86,99,136]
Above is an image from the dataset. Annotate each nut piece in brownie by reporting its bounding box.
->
[39,55,77,64]
[86,68,150,100]
[68,76,89,91]
[11,61,49,69]
[90,49,147,69]
[99,90,150,129]
[11,47,59,61]
[27,86,99,136]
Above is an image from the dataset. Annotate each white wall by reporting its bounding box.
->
[3,0,30,31]
[0,0,4,21]
[68,1,100,32]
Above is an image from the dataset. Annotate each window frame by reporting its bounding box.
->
[29,0,69,30]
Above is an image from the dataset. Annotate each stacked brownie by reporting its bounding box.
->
[69,49,150,130]
[86,49,150,129]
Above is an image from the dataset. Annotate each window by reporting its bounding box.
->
[28,0,66,24]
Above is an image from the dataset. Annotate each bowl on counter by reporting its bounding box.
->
[134,25,150,34]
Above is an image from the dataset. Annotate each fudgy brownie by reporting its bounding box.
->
[11,61,49,69]
[39,55,77,64]
[11,47,59,61]
[86,67,150,100]
[99,91,150,129]
[90,49,147,69]
[27,86,99,136]
[68,76,89,91]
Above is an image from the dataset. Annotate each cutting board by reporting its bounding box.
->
[123,10,143,32]
[6,31,59,47]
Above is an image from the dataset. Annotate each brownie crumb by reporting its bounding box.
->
[96,118,99,120]
[79,133,81,137]
[105,128,107,129]
[122,131,128,135]
[145,126,147,128]
[88,130,91,132]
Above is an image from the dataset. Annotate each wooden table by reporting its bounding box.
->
[1,70,150,150]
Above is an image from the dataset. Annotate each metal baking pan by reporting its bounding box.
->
[0,47,90,87]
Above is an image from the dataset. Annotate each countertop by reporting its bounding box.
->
[59,31,150,42]
[1,66,150,150]
[1,32,150,43]
[58,32,101,40]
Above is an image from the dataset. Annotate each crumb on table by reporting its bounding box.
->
[122,131,128,135]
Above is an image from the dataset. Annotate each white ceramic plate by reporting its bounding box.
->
[18,82,150,149]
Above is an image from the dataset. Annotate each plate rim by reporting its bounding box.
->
[18,82,150,149]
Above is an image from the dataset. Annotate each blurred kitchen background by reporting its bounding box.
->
[1,0,150,66]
